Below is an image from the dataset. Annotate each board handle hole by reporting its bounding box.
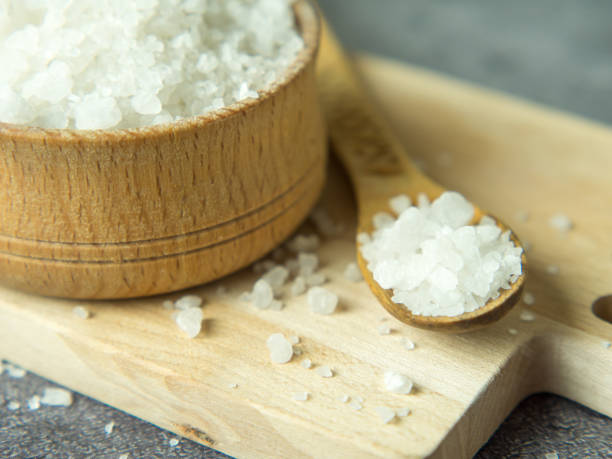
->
[592,295,612,325]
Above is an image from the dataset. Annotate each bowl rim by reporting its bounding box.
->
[0,0,320,144]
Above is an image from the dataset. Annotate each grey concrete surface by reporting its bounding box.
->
[2,1,612,458]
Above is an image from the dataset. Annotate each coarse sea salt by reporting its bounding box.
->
[169,438,180,447]
[292,392,309,401]
[266,333,293,364]
[301,359,312,369]
[104,421,115,435]
[307,287,338,315]
[520,310,536,322]
[40,387,73,406]
[0,0,303,129]
[401,338,416,350]
[175,307,204,338]
[360,191,523,317]
[27,395,41,411]
[384,371,413,394]
[175,295,203,310]
[7,400,20,411]
[523,292,535,306]
[375,406,396,424]
[6,364,26,378]
[549,214,573,233]
[396,407,411,417]
[343,262,363,282]
[72,305,91,319]
[316,365,333,378]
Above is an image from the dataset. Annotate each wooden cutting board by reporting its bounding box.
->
[1,55,611,459]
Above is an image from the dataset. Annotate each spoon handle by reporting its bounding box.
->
[316,20,442,229]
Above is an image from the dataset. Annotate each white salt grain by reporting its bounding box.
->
[27,395,41,411]
[307,287,338,315]
[549,214,573,233]
[105,421,115,435]
[375,406,396,424]
[523,292,535,306]
[301,359,312,369]
[338,394,350,403]
[401,338,416,350]
[508,328,518,336]
[1,1,303,129]
[520,310,536,322]
[40,387,73,406]
[601,341,611,349]
[316,365,333,378]
[396,407,411,417]
[305,273,327,287]
[175,307,204,338]
[361,191,523,317]
[72,305,91,319]
[343,262,363,282]
[252,279,274,309]
[288,335,300,345]
[262,266,290,291]
[292,392,309,401]
[287,234,319,253]
[348,400,363,411]
[266,333,293,364]
[378,325,392,335]
[298,253,319,277]
[293,348,303,356]
[544,453,559,459]
[311,208,343,237]
[7,401,20,411]
[546,265,560,275]
[175,295,202,310]
[357,232,371,245]
[389,195,412,215]
[268,300,284,311]
[354,396,364,403]
[119,455,130,459]
[384,371,414,394]
[6,364,26,378]
[373,212,395,230]
[169,438,180,447]
[228,383,238,389]
[290,276,307,296]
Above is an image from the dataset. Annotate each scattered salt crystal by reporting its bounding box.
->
[228,383,238,389]
[544,453,559,459]
[162,300,174,310]
[338,394,350,403]
[306,273,327,287]
[348,400,363,410]
[307,287,338,315]
[384,371,414,394]
[285,258,301,275]
[40,387,73,406]
[301,359,312,369]
[175,295,202,310]
[549,214,573,233]
[602,341,611,349]
[311,208,343,237]
[378,325,392,335]
[288,335,300,345]
[119,455,130,459]
[293,348,303,356]
[523,292,535,306]
[375,406,396,424]
[105,421,115,435]
[546,265,560,275]
[7,401,20,411]
[396,407,411,417]
[508,328,518,335]
[239,291,252,303]
[361,191,523,317]
[515,211,530,223]
[290,276,307,296]
[27,395,41,411]
[253,260,275,275]
[262,266,290,291]
[252,279,274,309]
[169,438,180,447]
[287,234,319,253]
[343,262,363,282]
[389,195,412,215]
[72,306,91,319]
[357,232,371,245]
[268,300,284,311]
[6,364,26,378]
[401,338,416,350]
[373,212,395,230]
[266,333,293,364]
[298,253,319,277]
[175,307,204,338]
[520,310,536,322]
[316,365,333,378]
[417,193,430,209]
[292,392,309,401]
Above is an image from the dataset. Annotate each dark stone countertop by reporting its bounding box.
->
[2,1,611,458]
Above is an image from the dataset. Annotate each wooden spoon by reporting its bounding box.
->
[316,20,527,332]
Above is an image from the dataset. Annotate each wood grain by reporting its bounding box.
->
[0,0,325,299]
[1,55,611,459]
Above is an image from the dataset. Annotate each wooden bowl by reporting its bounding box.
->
[0,0,325,299]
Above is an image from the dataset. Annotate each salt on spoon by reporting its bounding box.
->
[316,20,526,332]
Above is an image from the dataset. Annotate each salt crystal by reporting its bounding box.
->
[357,232,371,245]
[417,193,430,209]
[389,195,412,215]
[293,348,303,356]
[520,310,536,322]
[354,396,364,403]
[316,365,333,378]
[175,295,202,310]
[40,387,73,406]
[288,335,300,345]
[305,273,327,287]
[601,341,611,349]
[262,266,290,291]
[266,333,293,364]
[523,292,535,306]
[228,383,238,389]
[307,287,338,315]
[27,395,41,411]
[7,401,20,411]
[311,208,343,237]
[73,306,91,319]
[549,214,573,233]
[105,421,115,435]
[292,392,309,401]
[546,265,560,275]
[343,262,363,282]
[384,371,413,394]
[401,338,416,350]
[119,455,130,459]
[508,328,518,335]
[252,279,274,309]
[239,291,252,302]
[175,307,204,338]
[396,407,411,417]
[287,234,319,253]
[169,438,180,447]
[373,212,395,230]
[290,276,307,296]
[268,300,284,311]
[348,400,362,410]
[6,364,26,378]
[375,406,396,424]
[298,253,319,277]
[544,453,559,459]
[301,359,312,369]
[378,325,392,335]
[338,394,349,403]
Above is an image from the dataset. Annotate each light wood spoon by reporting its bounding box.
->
[316,20,527,332]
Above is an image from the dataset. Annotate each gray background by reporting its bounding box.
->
[2,1,612,458]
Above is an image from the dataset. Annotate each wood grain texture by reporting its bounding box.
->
[0,0,325,299]
[0,56,611,459]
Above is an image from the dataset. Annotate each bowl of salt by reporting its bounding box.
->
[0,0,325,299]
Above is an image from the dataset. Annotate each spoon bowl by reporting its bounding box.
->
[317,20,527,332]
